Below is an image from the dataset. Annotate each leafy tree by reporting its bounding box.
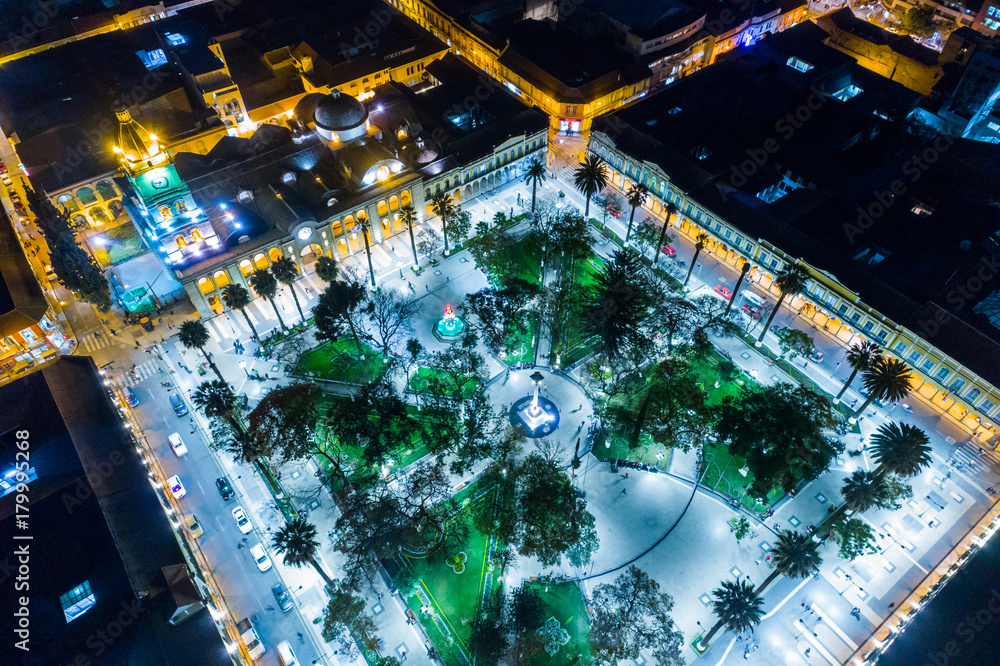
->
[549,211,594,278]
[315,255,340,283]
[464,278,539,354]
[415,227,442,258]
[507,584,545,634]
[683,231,709,288]
[714,383,843,494]
[573,154,608,219]
[177,320,226,383]
[469,226,520,282]
[272,517,337,588]
[894,5,935,37]
[334,488,408,588]
[222,283,260,342]
[314,279,370,359]
[566,509,599,567]
[701,579,764,647]
[469,616,510,664]
[321,589,379,657]
[624,182,649,244]
[755,265,810,345]
[514,453,597,566]
[852,358,913,423]
[448,208,473,246]
[248,267,287,332]
[524,158,546,212]
[25,185,112,310]
[870,422,932,480]
[774,326,813,360]
[583,249,655,362]
[328,375,420,467]
[835,340,881,403]
[537,274,586,361]
[730,516,755,543]
[430,191,455,254]
[400,204,420,267]
[270,256,305,323]
[717,359,739,385]
[193,380,259,461]
[250,382,322,460]
[757,530,823,594]
[655,202,677,264]
[367,288,419,358]
[649,296,699,356]
[590,566,684,665]
[834,519,880,561]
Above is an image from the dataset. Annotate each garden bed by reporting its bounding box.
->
[523,580,592,666]
[297,338,389,384]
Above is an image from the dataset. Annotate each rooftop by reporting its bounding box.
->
[0,205,48,337]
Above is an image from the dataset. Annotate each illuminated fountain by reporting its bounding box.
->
[433,304,466,341]
[510,370,560,438]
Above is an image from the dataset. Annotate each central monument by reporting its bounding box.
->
[510,370,560,438]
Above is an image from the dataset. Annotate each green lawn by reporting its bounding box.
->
[298,338,389,384]
[95,225,146,266]
[399,487,503,666]
[700,442,784,513]
[524,580,592,666]
[407,366,482,399]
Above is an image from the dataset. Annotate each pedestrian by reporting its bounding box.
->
[425,284,429,292]
[110,329,117,336]
[446,276,450,282]
[620,488,626,496]
[755,557,761,565]
[888,602,895,609]
[805,648,811,657]
[979,448,986,456]
[624,472,629,479]
[158,317,163,325]
[135,340,141,348]
[94,331,101,338]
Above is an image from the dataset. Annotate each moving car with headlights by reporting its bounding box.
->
[250,543,272,572]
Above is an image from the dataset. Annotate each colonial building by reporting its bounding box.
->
[114,53,547,317]
[590,22,1000,446]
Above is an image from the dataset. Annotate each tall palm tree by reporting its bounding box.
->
[430,191,454,255]
[191,380,257,461]
[400,204,420,268]
[357,214,377,288]
[248,267,287,332]
[572,154,608,219]
[270,256,305,324]
[655,201,677,264]
[840,470,889,513]
[315,255,340,284]
[835,340,882,404]
[700,579,765,648]
[724,261,751,318]
[850,357,912,423]
[683,232,709,288]
[524,158,546,212]
[870,422,932,480]
[177,320,225,383]
[755,264,810,347]
[624,182,649,245]
[221,283,260,343]
[757,530,823,594]
[272,518,336,589]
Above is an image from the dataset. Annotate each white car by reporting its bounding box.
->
[167,432,188,456]
[250,543,272,572]
[167,475,186,499]
[232,506,253,534]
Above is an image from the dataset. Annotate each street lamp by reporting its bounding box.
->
[839,574,864,597]
[397,261,404,279]
[239,360,249,378]
[925,495,945,511]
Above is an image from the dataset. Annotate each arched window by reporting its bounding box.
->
[389,195,399,211]
[58,194,79,211]
[90,208,110,226]
[282,172,296,184]
[175,200,187,214]
[108,200,124,216]
[160,206,173,219]
[966,388,982,403]
[378,200,389,217]
[949,377,966,392]
[268,247,282,262]
[197,277,214,294]
[239,259,254,276]
[191,229,204,242]
[96,180,116,200]
[213,270,231,288]
[238,190,252,202]
[77,187,97,205]
[176,235,188,248]
[253,253,268,269]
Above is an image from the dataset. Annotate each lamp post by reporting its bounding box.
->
[397,261,404,279]
[839,574,863,597]
[239,360,250,378]
[926,495,945,511]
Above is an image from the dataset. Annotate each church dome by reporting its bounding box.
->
[313,91,368,132]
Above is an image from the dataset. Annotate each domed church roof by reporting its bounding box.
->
[313,91,368,132]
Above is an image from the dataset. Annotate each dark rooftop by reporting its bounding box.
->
[0,205,48,337]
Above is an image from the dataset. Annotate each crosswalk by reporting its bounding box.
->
[946,438,1000,474]
[77,331,115,353]
[111,359,162,389]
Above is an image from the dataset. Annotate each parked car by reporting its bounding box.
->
[216,477,235,500]
[276,640,299,666]
[741,304,762,319]
[271,583,294,613]
[250,543,272,572]
[237,617,265,660]
[714,285,732,299]
[232,506,253,534]
[120,386,138,406]
[807,349,824,362]
[167,475,186,499]
[660,245,676,258]
[167,432,188,456]
[169,393,188,417]
[185,514,204,538]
